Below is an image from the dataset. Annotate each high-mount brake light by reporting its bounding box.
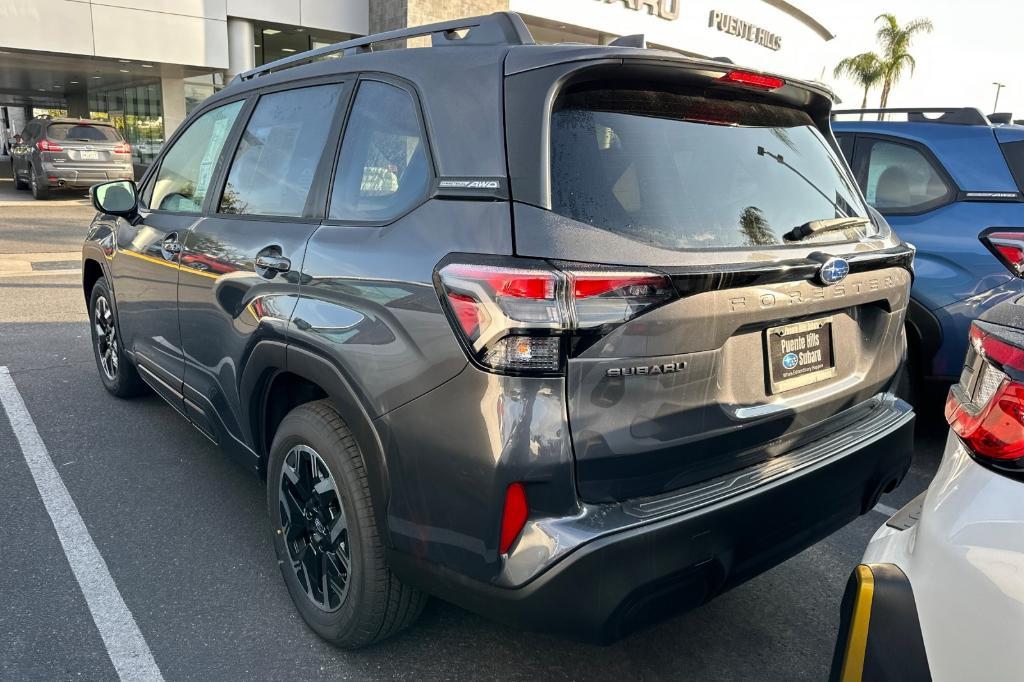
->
[945,323,1024,463]
[435,259,675,374]
[981,230,1024,277]
[718,70,785,90]
[37,139,63,152]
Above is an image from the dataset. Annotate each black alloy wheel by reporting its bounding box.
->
[279,444,351,612]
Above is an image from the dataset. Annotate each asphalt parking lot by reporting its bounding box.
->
[0,156,942,681]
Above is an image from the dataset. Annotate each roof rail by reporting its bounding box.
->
[831,107,990,126]
[232,11,535,84]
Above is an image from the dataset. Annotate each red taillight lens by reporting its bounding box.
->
[435,259,675,374]
[981,230,1024,277]
[113,142,131,155]
[718,70,785,90]
[499,483,528,554]
[946,323,1024,462]
[37,139,63,152]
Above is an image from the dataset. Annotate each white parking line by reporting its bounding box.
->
[872,502,899,517]
[0,367,164,682]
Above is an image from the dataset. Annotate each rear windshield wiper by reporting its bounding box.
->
[786,216,871,242]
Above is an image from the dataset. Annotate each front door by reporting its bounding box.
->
[176,81,349,465]
[111,100,245,407]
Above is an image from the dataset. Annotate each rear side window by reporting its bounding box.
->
[329,81,430,222]
[861,139,953,213]
[47,124,121,143]
[550,88,871,249]
[219,84,343,217]
[146,100,243,213]
[1001,140,1024,193]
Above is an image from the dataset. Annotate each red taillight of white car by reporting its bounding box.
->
[945,323,1024,465]
[435,257,675,374]
[980,229,1024,277]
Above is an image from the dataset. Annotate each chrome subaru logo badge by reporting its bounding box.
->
[818,258,849,286]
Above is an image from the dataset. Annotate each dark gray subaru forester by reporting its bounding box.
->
[82,12,916,648]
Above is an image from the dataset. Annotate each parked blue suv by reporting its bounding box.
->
[833,108,1024,404]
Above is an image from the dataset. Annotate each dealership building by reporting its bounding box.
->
[0,0,833,162]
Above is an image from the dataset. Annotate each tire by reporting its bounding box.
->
[88,277,148,398]
[30,168,49,199]
[12,162,28,190]
[268,401,426,649]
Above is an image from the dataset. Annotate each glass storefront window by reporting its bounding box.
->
[89,83,163,165]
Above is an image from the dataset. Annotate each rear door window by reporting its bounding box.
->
[47,124,122,143]
[218,83,344,217]
[861,138,953,213]
[328,80,430,222]
[550,88,871,249]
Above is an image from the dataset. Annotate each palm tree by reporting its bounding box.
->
[874,14,934,116]
[833,52,883,120]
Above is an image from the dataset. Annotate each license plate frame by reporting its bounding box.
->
[765,317,836,394]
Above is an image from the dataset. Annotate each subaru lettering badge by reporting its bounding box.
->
[818,257,850,286]
[782,352,799,370]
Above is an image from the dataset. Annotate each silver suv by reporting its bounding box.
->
[10,116,134,199]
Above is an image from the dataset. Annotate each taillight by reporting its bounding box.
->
[718,70,785,90]
[37,139,63,152]
[945,322,1024,464]
[113,142,131,155]
[435,257,675,374]
[499,483,528,554]
[981,229,1024,277]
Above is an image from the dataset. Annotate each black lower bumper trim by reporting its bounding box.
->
[391,405,915,641]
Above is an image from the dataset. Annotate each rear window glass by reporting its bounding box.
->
[47,124,122,143]
[550,89,872,249]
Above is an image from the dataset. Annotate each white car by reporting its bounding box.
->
[833,303,1024,682]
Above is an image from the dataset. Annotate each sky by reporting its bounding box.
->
[812,0,1022,117]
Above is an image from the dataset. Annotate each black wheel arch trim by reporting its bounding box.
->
[246,341,392,535]
[905,296,942,377]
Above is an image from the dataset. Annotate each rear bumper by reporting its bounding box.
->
[41,165,133,188]
[392,395,915,640]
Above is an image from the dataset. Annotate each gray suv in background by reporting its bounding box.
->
[10,116,134,199]
[81,13,916,648]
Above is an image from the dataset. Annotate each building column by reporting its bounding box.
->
[160,76,186,139]
[226,18,256,81]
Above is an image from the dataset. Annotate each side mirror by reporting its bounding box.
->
[92,180,138,217]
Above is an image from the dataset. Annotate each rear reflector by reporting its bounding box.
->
[981,230,1024,277]
[499,483,529,554]
[719,70,785,90]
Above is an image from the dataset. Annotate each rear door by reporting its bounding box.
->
[506,64,913,502]
[176,79,350,460]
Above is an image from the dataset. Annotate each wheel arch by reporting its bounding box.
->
[82,257,105,304]
[245,342,392,532]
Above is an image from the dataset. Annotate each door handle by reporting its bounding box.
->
[255,254,291,273]
[162,234,182,255]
